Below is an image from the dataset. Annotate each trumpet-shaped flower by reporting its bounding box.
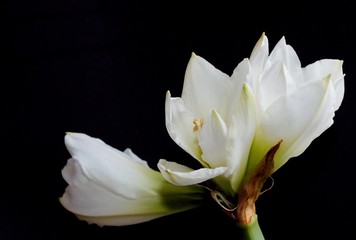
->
[59,33,345,239]
[245,33,344,176]
[160,53,257,197]
[60,132,206,226]
[159,33,344,216]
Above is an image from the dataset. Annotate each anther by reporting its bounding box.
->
[193,118,204,132]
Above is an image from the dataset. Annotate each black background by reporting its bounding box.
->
[1,1,355,239]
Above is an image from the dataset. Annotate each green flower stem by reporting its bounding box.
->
[237,215,265,240]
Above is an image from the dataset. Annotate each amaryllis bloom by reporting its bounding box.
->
[159,33,344,224]
[244,33,344,177]
[60,132,206,226]
[159,53,257,197]
[59,33,345,239]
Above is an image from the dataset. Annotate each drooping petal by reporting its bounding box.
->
[165,91,205,165]
[61,158,165,219]
[157,159,226,186]
[60,132,206,226]
[181,52,231,117]
[63,132,155,199]
[123,148,150,168]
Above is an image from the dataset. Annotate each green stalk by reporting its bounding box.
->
[237,215,265,240]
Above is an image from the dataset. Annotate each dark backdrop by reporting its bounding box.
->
[1,1,355,240]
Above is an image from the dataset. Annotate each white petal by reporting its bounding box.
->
[267,36,302,71]
[304,59,342,82]
[249,33,269,88]
[61,158,156,216]
[303,59,344,110]
[60,158,205,225]
[123,148,149,168]
[231,58,250,85]
[258,62,297,109]
[181,52,231,117]
[275,76,338,171]
[248,78,333,173]
[227,58,249,119]
[165,92,204,164]
[64,132,154,199]
[61,132,206,226]
[199,109,228,169]
[332,60,345,111]
[226,83,257,192]
[157,159,226,186]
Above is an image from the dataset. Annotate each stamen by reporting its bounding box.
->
[193,118,204,132]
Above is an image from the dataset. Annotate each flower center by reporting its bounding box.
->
[193,118,204,132]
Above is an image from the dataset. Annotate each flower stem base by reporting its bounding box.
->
[237,215,264,240]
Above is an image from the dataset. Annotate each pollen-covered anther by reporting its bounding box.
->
[193,118,204,132]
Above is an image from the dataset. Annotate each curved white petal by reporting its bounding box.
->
[258,62,297,109]
[274,75,338,171]
[303,59,344,110]
[248,33,269,89]
[181,52,231,117]
[227,58,249,119]
[63,132,155,199]
[231,58,250,83]
[157,159,226,186]
[248,77,335,174]
[165,91,204,164]
[332,61,345,111]
[61,158,162,217]
[226,83,257,192]
[304,59,342,82]
[199,109,228,169]
[123,148,149,168]
[267,36,302,72]
[60,132,206,226]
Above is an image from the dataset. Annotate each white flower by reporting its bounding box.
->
[159,33,344,201]
[60,132,206,226]
[160,53,258,196]
[245,33,344,176]
[60,33,345,228]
